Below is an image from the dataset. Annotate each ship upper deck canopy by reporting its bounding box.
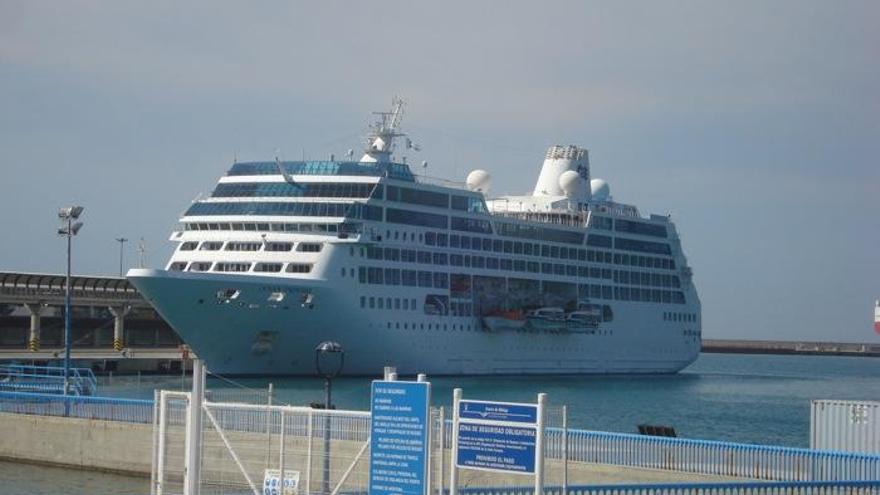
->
[227,161,416,182]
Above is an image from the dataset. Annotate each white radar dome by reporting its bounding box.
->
[590,179,610,202]
[558,170,582,196]
[466,169,491,194]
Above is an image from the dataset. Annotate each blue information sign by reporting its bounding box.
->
[456,422,537,473]
[369,381,431,495]
[459,400,538,424]
[455,399,539,474]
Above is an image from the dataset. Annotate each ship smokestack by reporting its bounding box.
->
[532,145,591,201]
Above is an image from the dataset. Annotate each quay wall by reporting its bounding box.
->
[0,412,153,477]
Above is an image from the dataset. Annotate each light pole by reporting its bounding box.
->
[115,237,128,277]
[315,341,344,495]
[58,206,84,398]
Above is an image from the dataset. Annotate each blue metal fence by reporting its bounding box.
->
[552,428,880,482]
[456,480,880,495]
[0,390,153,423]
[0,363,98,395]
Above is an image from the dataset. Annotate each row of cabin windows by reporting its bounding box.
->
[360,296,420,311]
[179,241,322,253]
[363,247,680,287]
[169,261,312,274]
[355,267,687,304]
[664,312,698,323]
[211,182,378,199]
[183,222,342,233]
[421,232,677,270]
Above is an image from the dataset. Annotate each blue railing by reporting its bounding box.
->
[0,390,153,423]
[456,480,880,495]
[0,364,98,396]
[442,422,880,482]
[553,428,880,482]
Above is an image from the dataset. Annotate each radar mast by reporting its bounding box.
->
[360,97,406,163]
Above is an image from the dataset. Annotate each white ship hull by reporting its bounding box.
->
[129,268,700,376]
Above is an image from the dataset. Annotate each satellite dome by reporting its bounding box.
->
[466,169,491,194]
[558,170,582,196]
[590,179,610,202]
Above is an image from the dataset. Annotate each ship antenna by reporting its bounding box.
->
[360,96,407,163]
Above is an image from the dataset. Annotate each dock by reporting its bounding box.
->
[702,339,880,357]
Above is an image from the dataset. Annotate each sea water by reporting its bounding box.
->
[102,352,880,447]
[9,353,879,495]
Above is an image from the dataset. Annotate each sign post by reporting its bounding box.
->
[368,379,432,495]
[449,390,546,495]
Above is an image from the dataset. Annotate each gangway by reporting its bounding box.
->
[0,363,98,396]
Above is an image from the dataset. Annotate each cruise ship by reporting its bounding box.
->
[128,99,702,375]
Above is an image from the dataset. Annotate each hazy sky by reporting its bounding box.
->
[1,1,878,343]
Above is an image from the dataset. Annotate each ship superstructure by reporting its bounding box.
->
[128,100,702,375]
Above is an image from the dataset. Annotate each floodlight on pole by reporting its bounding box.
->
[58,205,84,405]
[116,237,129,277]
[315,341,344,495]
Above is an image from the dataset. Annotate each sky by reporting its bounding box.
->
[0,1,878,343]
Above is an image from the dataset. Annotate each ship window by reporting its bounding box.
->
[418,271,432,287]
[180,242,198,251]
[523,243,533,256]
[226,242,262,251]
[541,245,550,257]
[425,232,436,245]
[559,247,568,259]
[386,208,448,229]
[360,296,365,308]
[473,256,486,269]
[189,262,212,272]
[400,249,415,262]
[514,260,526,272]
[616,237,672,255]
[378,298,384,309]
[369,297,375,309]
[487,257,499,269]
[417,251,432,264]
[169,262,188,271]
[460,236,470,249]
[554,264,565,275]
[385,268,400,285]
[255,263,283,273]
[401,270,417,286]
[265,242,293,252]
[450,254,463,266]
[493,239,503,252]
[286,263,312,273]
[437,233,448,247]
[298,243,323,252]
[502,240,512,253]
[384,248,400,261]
[433,253,447,265]
[451,217,493,234]
[450,235,460,248]
[215,262,252,272]
[395,299,401,310]
[367,267,384,284]
[615,219,667,238]
[566,265,577,276]
[587,234,613,248]
[403,299,409,310]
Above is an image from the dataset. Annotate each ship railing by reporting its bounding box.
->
[413,173,469,189]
